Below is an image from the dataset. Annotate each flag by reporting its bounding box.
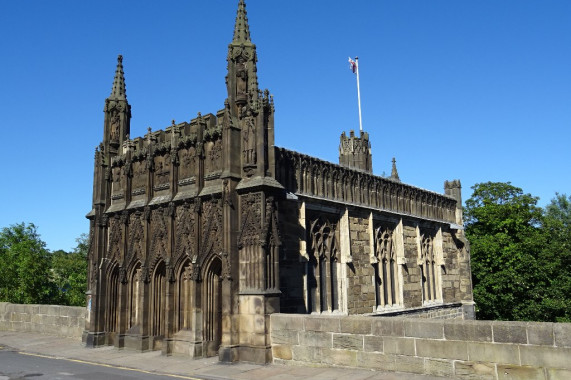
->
[348,57,357,74]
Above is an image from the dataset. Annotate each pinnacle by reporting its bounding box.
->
[109,54,127,100]
[391,157,401,182]
[232,0,251,44]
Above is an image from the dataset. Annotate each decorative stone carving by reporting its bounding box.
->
[149,208,168,269]
[127,212,144,267]
[107,215,122,262]
[199,198,223,266]
[238,193,261,248]
[174,202,194,262]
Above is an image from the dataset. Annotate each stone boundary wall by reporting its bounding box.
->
[271,314,571,380]
[377,303,467,320]
[0,302,85,339]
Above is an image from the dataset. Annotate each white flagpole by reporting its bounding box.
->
[355,57,363,132]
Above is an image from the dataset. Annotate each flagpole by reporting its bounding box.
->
[355,57,363,132]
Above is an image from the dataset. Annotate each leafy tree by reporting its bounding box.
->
[50,234,89,306]
[465,183,571,322]
[0,223,56,304]
[540,194,571,322]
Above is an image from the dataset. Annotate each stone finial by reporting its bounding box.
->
[109,54,127,100]
[232,0,251,43]
[391,157,400,182]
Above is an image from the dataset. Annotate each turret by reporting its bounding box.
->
[103,55,131,156]
[445,179,463,226]
[339,129,373,173]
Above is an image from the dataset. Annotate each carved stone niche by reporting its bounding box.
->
[178,146,197,187]
[131,160,147,196]
[153,154,171,192]
[111,164,126,201]
[204,139,222,179]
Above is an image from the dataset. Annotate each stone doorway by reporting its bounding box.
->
[203,257,222,357]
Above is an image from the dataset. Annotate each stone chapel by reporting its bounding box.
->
[84,0,474,364]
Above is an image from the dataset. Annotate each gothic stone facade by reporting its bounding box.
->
[84,0,474,364]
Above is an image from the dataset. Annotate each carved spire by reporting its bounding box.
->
[227,0,259,108]
[232,0,251,44]
[103,54,131,152]
[391,157,400,182]
[109,55,127,100]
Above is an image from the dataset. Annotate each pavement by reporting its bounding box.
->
[0,331,449,380]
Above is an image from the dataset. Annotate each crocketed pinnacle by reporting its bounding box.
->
[109,55,127,100]
[232,0,251,44]
[391,157,401,182]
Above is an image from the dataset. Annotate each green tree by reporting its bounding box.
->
[465,183,571,322]
[464,182,546,321]
[0,223,55,304]
[50,234,88,306]
[540,193,571,322]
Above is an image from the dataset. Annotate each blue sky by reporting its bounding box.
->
[1,0,569,252]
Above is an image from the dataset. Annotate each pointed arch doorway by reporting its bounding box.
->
[203,256,222,357]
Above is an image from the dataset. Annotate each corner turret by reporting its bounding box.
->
[445,179,463,226]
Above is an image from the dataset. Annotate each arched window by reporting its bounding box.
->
[374,226,400,308]
[420,233,437,302]
[307,217,340,313]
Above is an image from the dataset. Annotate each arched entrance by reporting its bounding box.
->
[203,257,222,357]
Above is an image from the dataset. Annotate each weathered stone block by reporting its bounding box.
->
[416,339,468,360]
[520,345,571,369]
[321,347,358,367]
[371,318,405,337]
[444,320,493,342]
[527,323,554,346]
[467,342,520,365]
[454,360,496,380]
[493,321,527,344]
[270,314,304,331]
[547,368,571,380]
[364,335,383,353]
[291,345,322,363]
[298,331,332,348]
[356,351,396,371]
[332,333,363,351]
[497,365,546,380]
[272,344,292,360]
[304,316,340,332]
[425,358,454,377]
[392,354,425,374]
[404,319,444,339]
[554,323,571,348]
[383,336,416,356]
[340,317,371,335]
